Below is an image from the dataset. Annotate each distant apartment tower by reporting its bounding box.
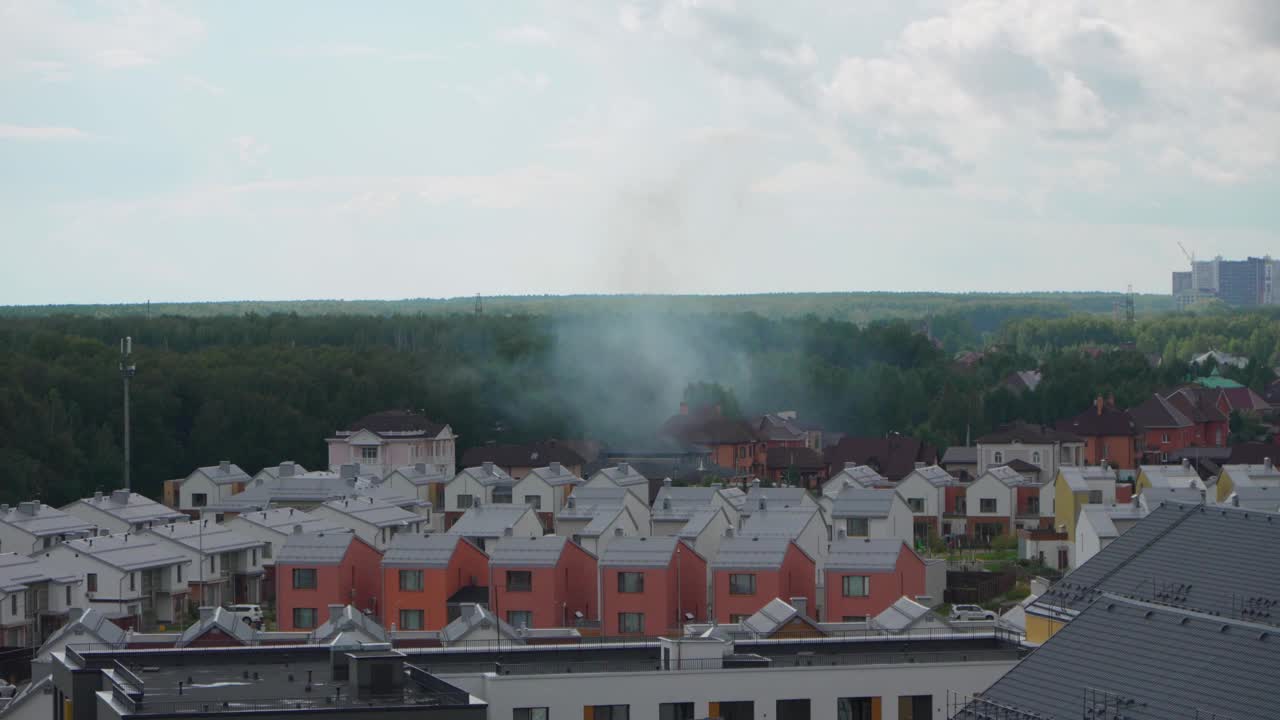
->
[1175,255,1279,307]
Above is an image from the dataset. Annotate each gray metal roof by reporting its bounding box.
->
[255,461,307,481]
[190,462,251,486]
[68,491,187,525]
[742,487,811,515]
[38,607,126,654]
[231,508,346,535]
[711,535,797,570]
[826,465,888,492]
[901,465,956,488]
[984,465,1028,487]
[439,603,520,643]
[177,607,257,647]
[523,464,583,488]
[321,496,421,528]
[742,598,811,637]
[677,508,725,539]
[148,521,266,555]
[310,604,388,643]
[383,534,473,568]
[1079,505,1119,538]
[274,530,358,565]
[387,464,449,486]
[1223,463,1280,489]
[975,596,1280,720]
[579,506,629,536]
[455,464,515,488]
[739,507,819,540]
[1139,463,1202,488]
[599,535,681,568]
[1059,465,1115,492]
[60,533,190,572]
[0,502,96,538]
[651,486,723,520]
[826,538,908,572]
[1230,485,1280,511]
[488,535,571,567]
[1139,486,1204,509]
[830,486,899,518]
[589,464,648,488]
[870,596,933,632]
[941,446,978,464]
[0,553,78,592]
[1033,502,1280,618]
[446,505,534,538]
[557,487,630,520]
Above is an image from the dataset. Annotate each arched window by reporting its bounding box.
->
[993,451,1004,465]
[1032,451,1041,465]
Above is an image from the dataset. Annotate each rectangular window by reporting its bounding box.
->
[524,495,542,510]
[263,543,273,559]
[506,570,532,592]
[660,703,694,720]
[842,575,870,597]
[399,570,424,591]
[398,609,424,630]
[618,612,645,633]
[250,548,257,565]
[493,487,512,504]
[837,697,875,720]
[906,498,924,513]
[617,572,644,593]
[716,701,754,720]
[10,595,16,615]
[954,498,966,514]
[292,568,317,590]
[507,610,533,628]
[1026,496,1040,514]
[845,517,870,536]
[361,446,379,460]
[128,573,136,591]
[176,564,183,583]
[457,494,474,509]
[87,573,98,593]
[728,574,756,595]
[1161,433,1170,444]
[513,709,548,720]
[293,607,318,629]
[191,493,207,507]
[898,695,932,720]
[590,706,629,720]
[980,498,997,513]
[1087,490,1103,504]
[842,615,868,622]
[777,699,811,720]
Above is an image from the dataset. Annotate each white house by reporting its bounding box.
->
[252,460,308,484]
[62,490,188,534]
[674,508,735,568]
[326,410,457,479]
[310,496,425,551]
[446,505,543,554]
[739,501,831,574]
[223,507,346,568]
[0,553,79,647]
[583,463,650,505]
[1074,505,1121,566]
[511,462,583,524]
[827,486,914,546]
[0,501,95,554]
[381,463,450,529]
[176,461,252,513]
[965,466,1024,543]
[445,463,517,523]
[651,482,743,532]
[975,422,1084,485]
[557,487,651,535]
[821,463,889,500]
[39,532,190,625]
[146,520,268,607]
[893,465,957,542]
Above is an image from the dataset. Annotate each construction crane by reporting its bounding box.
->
[1177,241,1195,267]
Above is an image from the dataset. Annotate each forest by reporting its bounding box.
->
[1,304,1276,507]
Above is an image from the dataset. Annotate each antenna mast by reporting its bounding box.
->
[474,293,483,315]
[119,337,136,491]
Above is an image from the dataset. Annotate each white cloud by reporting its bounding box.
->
[0,124,89,141]
[182,75,226,96]
[0,1,204,70]
[496,25,555,46]
[233,136,270,166]
[16,59,70,82]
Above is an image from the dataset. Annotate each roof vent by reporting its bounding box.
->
[414,462,427,474]
[549,461,561,475]
[617,462,630,474]
[110,489,130,504]
[1265,457,1274,471]
[503,527,513,537]
[293,524,303,534]
[219,460,231,473]
[758,496,767,511]
[663,478,673,487]
[18,501,39,516]
[483,461,495,476]
[280,461,296,478]
[725,528,734,538]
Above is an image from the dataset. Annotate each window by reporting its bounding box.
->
[898,695,932,720]
[10,595,16,615]
[513,709,548,720]
[1031,451,1041,464]
[992,451,1004,464]
[837,697,875,720]
[87,573,98,593]
[399,570,424,591]
[659,703,694,720]
[618,612,645,634]
[715,701,754,720]
[251,548,257,565]
[589,706,628,720]
[777,699,811,720]
[293,607,318,629]
[191,493,208,507]
[506,570,532,592]
[1161,433,1170,444]
[263,543,272,559]
[1026,496,1040,514]
[1087,490,1103,504]
[617,572,644,593]
[361,446,379,461]
[524,495,542,510]
[65,585,72,605]
[980,498,997,513]
[954,497,966,514]
[906,497,924,513]
[507,610,533,628]
[128,573,136,591]
[457,494,474,509]
[176,564,183,583]
[841,615,868,622]
[845,518,870,537]
[842,575,869,597]
[493,487,512,504]
[209,555,217,574]
[728,574,756,595]
[292,568,317,590]
[398,609,424,630]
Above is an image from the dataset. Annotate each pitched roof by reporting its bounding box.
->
[742,486,811,514]
[982,465,1028,487]
[940,446,977,465]
[148,521,266,555]
[830,486,899,519]
[1129,393,1194,429]
[440,603,520,643]
[488,535,573,567]
[1032,502,1280,618]
[976,421,1082,444]
[825,464,889,493]
[0,553,77,593]
[662,409,761,445]
[454,463,516,488]
[870,596,934,632]
[68,491,187,525]
[1222,386,1271,412]
[900,465,957,488]
[764,446,825,470]
[711,536,801,570]
[383,534,475,568]
[0,502,95,538]
[386,464,449,486]
[826,538,909,572]
[742,598,819,638]
[60,533,189,572]
[190,462,251,486]
[678,508,727,539]
[447,505,535,538]
[558,487,631,519]
[38,608,125,654]
[652,486,725,520]
[310,604,388,643]
[589,464,648,488]
[275,530,357,565]
[460,442,585,470]
[973,596,1280,720]
[521,463,584,487]
[1165,387,1228,424]
[320,496,421,528]
[1056,404,1138,437]
[1003,458,1040,473]
[599,535,683,568]
[341,410,446,437]
[230,508,345,536]
[211,472,363,510]
[739,507,820,539]
[1079,505,1118,538]
[756,413,809,442]
[177,607,256,647]
[824,436,938,482]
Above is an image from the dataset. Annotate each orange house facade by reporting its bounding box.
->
[488,535,598,629]
[824,539,928,622]
[274,530,382,632]
[711,536,815,623]
[1057,398,1139,469]
[380,534,489,632]
[599,536,707,636]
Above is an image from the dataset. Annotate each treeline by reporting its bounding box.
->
[0,308,1274,507]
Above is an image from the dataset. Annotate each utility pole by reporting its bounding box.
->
[119,337,136,491]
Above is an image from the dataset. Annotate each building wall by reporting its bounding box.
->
[493,544,598,629]
[896,475,943,528]
[1025,614,1064,645]
[824,550,925,622]
[601,544,708,635]
[1083,436,1136,469]
[275,540,382,631]
[712,545,815,623]
[965,475,1012,529]
[381,542,489,632]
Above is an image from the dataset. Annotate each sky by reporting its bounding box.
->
[2,0,1279,305]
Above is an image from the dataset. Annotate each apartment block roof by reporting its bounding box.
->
[826,538,908,573]
[60,533,190,572]
[973,596,1280,720]
[275,530,358,565]
[0,553,77,592]
[711,536,801,570]
[454,463,515,488]
[231,507,345,536]
[830,486,900,519]
[599,535,683,568]
[448,505,535,538]
[321,496,421,528]
[67,490,187,525]
[149,521,266,555]
[488,535,573,567]
[976,421,1083,445]
[383,533,474,568]
[189,462,251,486]
[0,502,95,538]
[1032,502,1280,619]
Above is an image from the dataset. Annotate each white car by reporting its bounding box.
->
[949,604,996,622]
[224,604,264,625]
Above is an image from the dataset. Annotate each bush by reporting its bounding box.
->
[990,535,1019,552]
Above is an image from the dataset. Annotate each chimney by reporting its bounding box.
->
[614,527,624,537]
[483,461,495,476]
[550,461,561,475]
[340,464,357,480]
[415,462,427,474]
[219,460,231,473]
[663,478,672,487]
[328,604,345,623]
[18,501,39,516]
[503,527,514,537]
[1266,457,1274,471]
[94,490,103,502]
[752,478,761,489]
[618,462,630,475]
[845,461,856,469]
[198,607,214,622]
[110,489,130,504]
[1095,395,1105,416]
[679,402,689,416]
[280,462,296,478]
[1181,458,1191,469]
[790,597,808,618]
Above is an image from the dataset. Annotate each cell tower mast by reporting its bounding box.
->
[119,337,136,490]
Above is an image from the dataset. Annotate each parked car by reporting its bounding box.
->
[224,604,264,626]
[949,604,996,622]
